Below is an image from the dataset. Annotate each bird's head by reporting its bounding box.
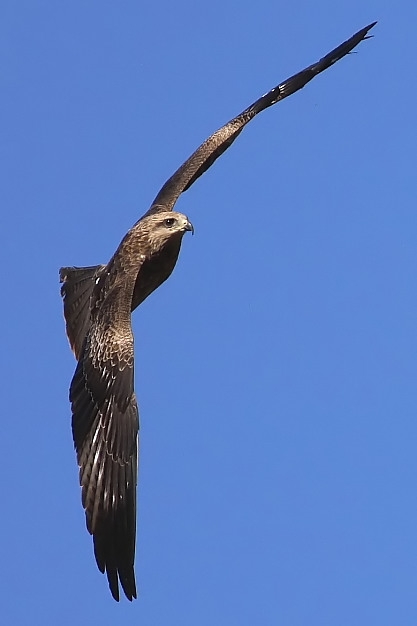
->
[140,210,194,254]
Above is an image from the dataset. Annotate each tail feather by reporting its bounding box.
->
[59,265,106,360]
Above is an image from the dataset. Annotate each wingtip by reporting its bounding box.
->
[362,21,378,36]
[345,22,377,49]
[120,572,137,601]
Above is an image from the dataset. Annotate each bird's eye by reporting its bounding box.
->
[164,218,176,227]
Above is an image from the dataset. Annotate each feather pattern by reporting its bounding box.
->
[70,328,139,601]
[60,23,375,601]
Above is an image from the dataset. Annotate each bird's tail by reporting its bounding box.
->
[59,264,106,360]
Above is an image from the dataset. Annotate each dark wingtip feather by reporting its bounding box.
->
[351,21,377,39]
[354,21,377,41]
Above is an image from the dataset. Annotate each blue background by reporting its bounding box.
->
[1,1,415,624]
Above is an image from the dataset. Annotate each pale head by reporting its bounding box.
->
[138,210,194,254]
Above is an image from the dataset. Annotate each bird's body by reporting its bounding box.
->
[60,22,376,601]
[61,212,192,601]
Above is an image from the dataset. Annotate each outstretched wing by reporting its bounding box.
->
[70,317,139,601]
[146,22,376,215]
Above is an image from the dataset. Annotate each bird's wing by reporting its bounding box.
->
[145,22,376,215]
[70,316,139,602]
[60,265,107,360]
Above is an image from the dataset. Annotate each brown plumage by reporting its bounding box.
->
[60,22,375,601]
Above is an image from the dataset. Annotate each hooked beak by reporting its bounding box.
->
[184,218,194,235]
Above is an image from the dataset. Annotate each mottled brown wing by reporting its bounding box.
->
[70,318,139,602]
[60,265,107,360]
[145,22,376,215]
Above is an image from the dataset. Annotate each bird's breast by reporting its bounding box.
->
[131,240,182,311]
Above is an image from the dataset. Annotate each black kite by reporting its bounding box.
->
[60,22,375,601]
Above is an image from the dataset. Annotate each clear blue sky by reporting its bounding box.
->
[1,1,415,624]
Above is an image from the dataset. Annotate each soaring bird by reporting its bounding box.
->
[60,22,375,602]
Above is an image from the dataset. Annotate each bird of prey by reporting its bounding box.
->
[60,22,375,602]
